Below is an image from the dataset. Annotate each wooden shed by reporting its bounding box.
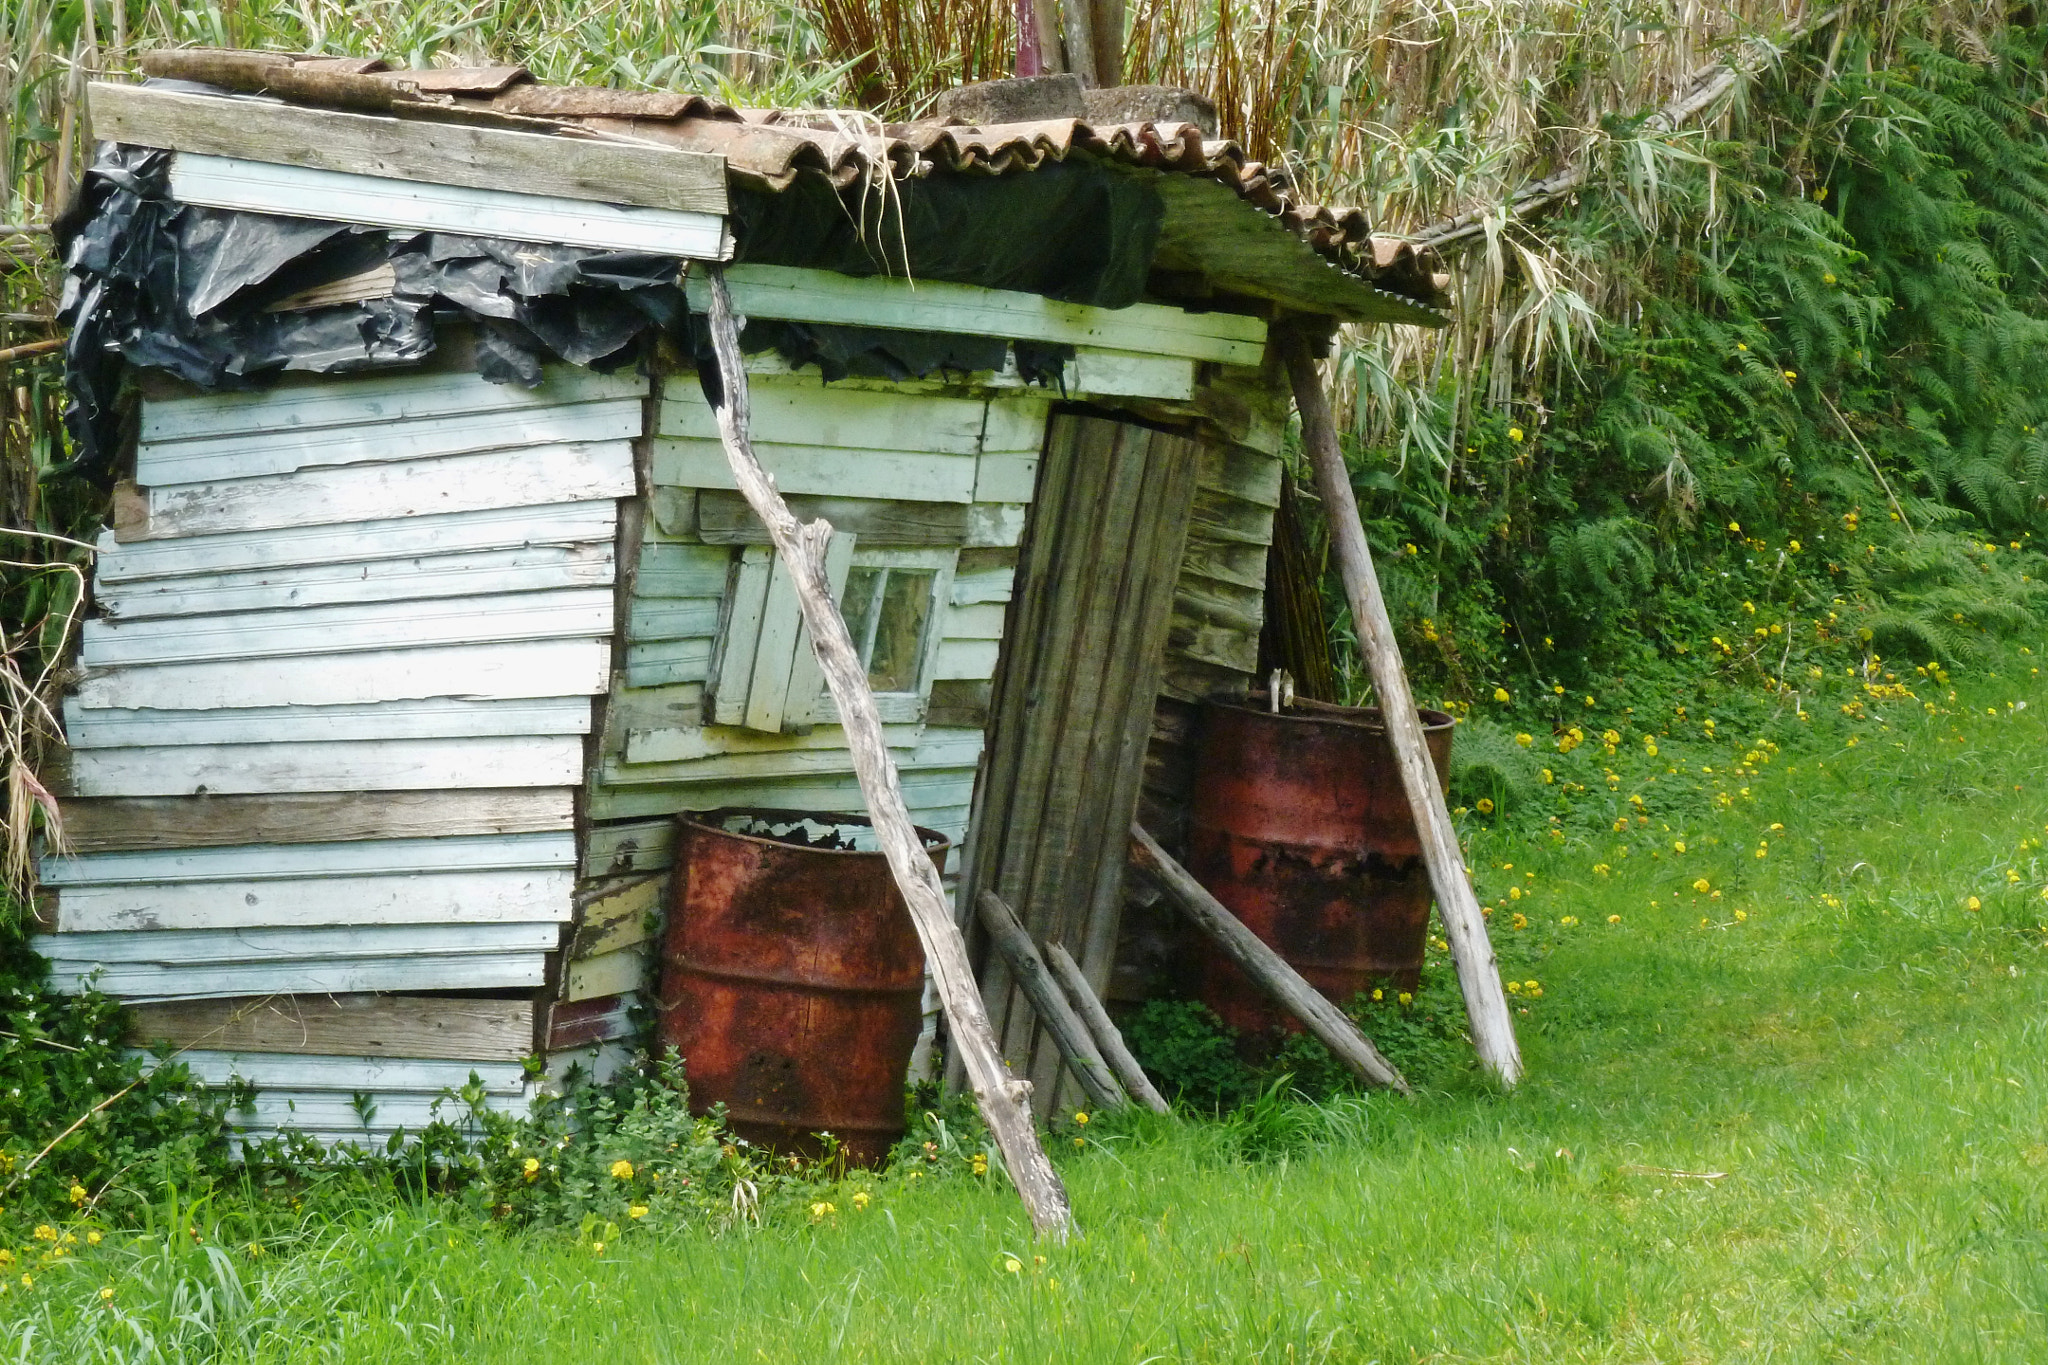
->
[38,55,1445,1141]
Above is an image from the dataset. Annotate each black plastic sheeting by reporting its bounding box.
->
[729,158,1164,309]
[54,137,1121,488]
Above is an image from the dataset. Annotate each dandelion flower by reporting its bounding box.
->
[610,1160,635,1181]
[1968,897,1982,911]
[1493,687,1511,703]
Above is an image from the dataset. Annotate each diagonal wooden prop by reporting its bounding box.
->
[1282,330,1523,1087]
[698,264,1075,1238]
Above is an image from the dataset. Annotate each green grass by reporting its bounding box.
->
[8,666,2048,1361]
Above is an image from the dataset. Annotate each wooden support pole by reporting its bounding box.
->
[1044,940,1169,1114]
[976,892,1129,1113]
[1129,824,1411,1095]
[1281,331,1523,1087]
[701,265,1075,1239]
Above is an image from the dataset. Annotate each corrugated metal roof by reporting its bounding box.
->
[134,50,1449,323]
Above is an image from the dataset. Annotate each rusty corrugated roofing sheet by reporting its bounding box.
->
[134,50,1448,323]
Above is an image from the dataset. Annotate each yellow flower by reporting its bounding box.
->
[970,1154,989,1175]
[610,1160,634,1181]
[1693,879,1711,893]
[1554,685,1566,695]
[1645,741,1659,757]
[98,1286,114,1301]
[1493,687,1510,703]
[1505,980,1521,994]
[1967,896,1982,911]
[68,1185,86,1205]
[628,1204,650,1219]
[1783,369,1797,381]
[85,1231,101,1246]
[1073,1136,1087,1148]
[1540,768,1554,783]
[522,1157,541,1181]
[1508,886,1522,900]
[1073,1111,1089,1125]
[1734,910,1748,922]
[1524,981,1539,992]
[1728,521,1741,533]
[1005,1257,1023,1274]
[1789,540,1802,552]
[1593,863,1611,875]
[1476,798,1496,815]
[1397,992,1414,1005]
[246,1242,264,1259]
[1560,916,1578,927]
[1372,988,1383,1001]
[1674,841,1686,853]
[1510,912,1529,930]
[1514,732,1533,747]
[591,1242,605,1255]
[810,1202,837,1221]
[851,1191,872,1211]
[1508,426,1525,442]
[31,1226,54,1243]
[1608,914,1622,924]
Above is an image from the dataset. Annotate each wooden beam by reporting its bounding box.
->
[688,265,1267,366]
[89,82,728,215]
[1043,940,1169,1113]
[1129,823,1410,1094]
[123,994,535,1061]
[58,789,573,852]
[976,892,1129,1113]
[699,264,1076,1240]
[1280,332,1522,1087]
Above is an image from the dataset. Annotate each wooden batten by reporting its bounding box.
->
[125,994,536,1061]
[59,789,574,852]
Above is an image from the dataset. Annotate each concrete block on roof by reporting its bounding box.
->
[934,74,1085,126]
[1082,85,1218,137]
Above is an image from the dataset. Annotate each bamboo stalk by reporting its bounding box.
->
[699,264,1075,1240]
[975,891,1129,1112]
[1043,940,1169,1113]
[1129,823,1411,1094]
[1281,329,1523,1088]
[0,337,64,366]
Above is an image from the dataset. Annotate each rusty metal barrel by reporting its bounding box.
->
[657,809,949,1167]
[1187,697,1455,1037]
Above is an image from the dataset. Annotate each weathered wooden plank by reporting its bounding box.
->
[169,152,729,259]
[625,638,715,689]
[63,696,593,750]
[662,379,989,453]
[974,452,1040,504]
[156,1049,528,1095]
[91,82,727,215]
[55,868,574,932]
[124,994,536,1061]
[634,541,731,598]
[588,765,978,823]
[44,952,551,1000]
[949,555,1016,606]
[41,919,560,964]
[570,875,664,960]
[83,588,613,668]
[60,790,573,853]
[601,738,919,788]
[139,365,642,446]
[1167,617,1261,674]
[59,735,585,798]
[694,490,969,547]
[755,534,855,732]
[547,994,637,1050]
[75,638,614,711]
[926,679,992,729]
[137,397,643,486]
[96,501,618,584]
[1196,441,1286,509]
[933,638,1001,680]
[562,945,651,1003]
[226,1090,530,1134]
[601,683,706,742]
[654,438,979,503]
[1186,485,1280,547]
[1069,350,1196,401]
[626,598,722,643]
[965,504,1028,548]
[133,442,636,539]
[580,819,674,879]
[943,602,1008,641]
[96,542,617,621]
[621,722,922,767]
[980,393,1052,453]
[43,832,573,886]
[1178,540,1271,593]
[688,265,1268,365]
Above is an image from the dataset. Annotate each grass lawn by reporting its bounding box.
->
[8,668,2048,1362]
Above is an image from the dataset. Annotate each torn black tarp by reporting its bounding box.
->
[53,144,688,486]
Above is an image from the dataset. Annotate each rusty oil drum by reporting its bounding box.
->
[1188,697,1455,1037]
[658,809,949,1166]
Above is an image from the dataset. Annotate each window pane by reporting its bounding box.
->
[867,569,934,692]
[841,567,885,668]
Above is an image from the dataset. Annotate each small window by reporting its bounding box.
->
[711,541,954,733]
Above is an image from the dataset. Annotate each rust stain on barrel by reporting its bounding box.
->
[1188,698,1455,1038]
[657,808,948,1167]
